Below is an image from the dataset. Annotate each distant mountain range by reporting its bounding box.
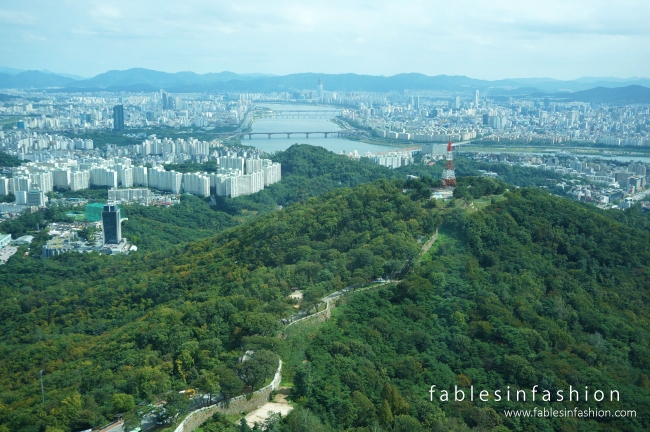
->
[559,85,650,104]
[0,71,77,88]
[1,67,649,103]
[0,67,87,81]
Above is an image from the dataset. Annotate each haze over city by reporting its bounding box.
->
[1,0,649,79]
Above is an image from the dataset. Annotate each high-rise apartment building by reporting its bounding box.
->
[52,169,71,190]
[0,177,9,196]
[116,166,133,188]
[148,167,182,194]
[182,172,210,197]
[70,171,90,191]
[133,166,148,187]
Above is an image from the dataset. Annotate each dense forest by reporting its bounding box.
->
[1,144,649,431]
[280,188,650,432]
[121,195,238,250]
[0,179,438,432]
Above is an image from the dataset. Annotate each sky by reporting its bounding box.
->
[1,0,649,80]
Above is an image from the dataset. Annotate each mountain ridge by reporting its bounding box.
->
[2,67,650,95]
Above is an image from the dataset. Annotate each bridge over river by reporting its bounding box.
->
[254,109,343,119]
[211,130,358,139]
[241,130,353,139]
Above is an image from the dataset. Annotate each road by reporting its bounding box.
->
[629,190,650,201]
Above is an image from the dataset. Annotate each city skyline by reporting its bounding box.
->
[1,0,649,80]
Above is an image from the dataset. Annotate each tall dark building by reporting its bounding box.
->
[162,92,175,110]
[113,105,124,131]
[102,205,122,245]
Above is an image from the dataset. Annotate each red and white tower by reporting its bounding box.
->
[441,141,456,188]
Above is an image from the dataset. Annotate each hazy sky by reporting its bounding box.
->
[1,0,649,79]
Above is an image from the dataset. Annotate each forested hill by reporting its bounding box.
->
[0,179,438,432]
[0,150,22,167]
[214,144,562,217]
[2,142,650,431]
[286,188,650,431]
[216,144,406,214]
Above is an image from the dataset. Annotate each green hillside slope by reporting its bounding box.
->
[2,144,649,431]
[284,188,650,431]
[0,179,437,431]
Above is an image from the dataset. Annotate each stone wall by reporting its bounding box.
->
[174,360,282,432]
[284,299,336,330]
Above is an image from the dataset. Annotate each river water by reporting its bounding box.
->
[245,104,650,164]
[245,103,400,154]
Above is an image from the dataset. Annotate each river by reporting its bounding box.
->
[244,105,650,164]
[244,103,400,154]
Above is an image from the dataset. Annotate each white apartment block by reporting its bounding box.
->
[220,157,245,173]
[262,161,282,186]
[148,167,182,194]
[29,172,53,193]
[70,171,90,191]
[0,177,9,195]
[9,177,29,194]
[53,169,71,189]
[108,188,151,202]
[90,168,118,188]
[133,166,148,187]
[116,166,133,188]
[210,172,237,197]
[0,151,280,200]
[182,172,210,197]
[369,152,414,169]
[245,158,263,174]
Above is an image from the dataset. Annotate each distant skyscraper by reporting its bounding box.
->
[101,205,122,244]
[415,96,420,110]
[318,77,323,99]
[475,90,479,108]
[113,105,124,131]
[454,96,461,109]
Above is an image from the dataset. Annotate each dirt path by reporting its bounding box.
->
[244,387,293,427]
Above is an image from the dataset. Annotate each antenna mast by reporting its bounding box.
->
[441,141,456,188]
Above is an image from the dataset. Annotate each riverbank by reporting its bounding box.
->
[463,143,650,157]
[242,105,401,154]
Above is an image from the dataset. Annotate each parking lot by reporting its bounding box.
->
[0,246,18,264]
